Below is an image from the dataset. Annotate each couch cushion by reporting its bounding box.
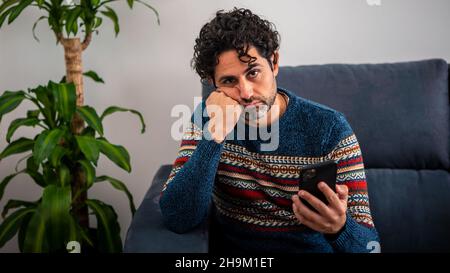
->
[125,165,209,253]
[366,169,450,252]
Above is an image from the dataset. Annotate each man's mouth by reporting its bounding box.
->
[243,101,263,108]
[242,103,269,121]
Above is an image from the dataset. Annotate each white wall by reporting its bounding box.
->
[1,0,449,252]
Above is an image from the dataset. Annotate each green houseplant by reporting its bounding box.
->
[0,0,159,252]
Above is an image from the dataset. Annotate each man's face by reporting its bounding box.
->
[213,46,279,121]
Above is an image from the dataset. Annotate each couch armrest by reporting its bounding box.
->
[124,165,209,253]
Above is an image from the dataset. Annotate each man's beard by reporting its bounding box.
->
[241,91,277,123]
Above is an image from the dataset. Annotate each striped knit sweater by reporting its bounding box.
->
[160,87,379,253]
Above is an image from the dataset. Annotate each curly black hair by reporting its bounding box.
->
[192,8,280,85]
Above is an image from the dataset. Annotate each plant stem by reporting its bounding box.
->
[62,38,84,106]
[61,37,89,229]
[81,32,92,51]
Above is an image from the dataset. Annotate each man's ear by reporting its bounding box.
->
[272,51,279,77]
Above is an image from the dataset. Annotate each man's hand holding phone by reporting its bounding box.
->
[291,181,349,235]
[206,88,243,143]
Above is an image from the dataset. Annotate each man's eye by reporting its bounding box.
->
[248,70,259,78]
[222,79,234,84]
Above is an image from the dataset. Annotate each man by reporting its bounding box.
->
[160,8,379,253]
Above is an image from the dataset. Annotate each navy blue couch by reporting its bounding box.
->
[125,59,450,253]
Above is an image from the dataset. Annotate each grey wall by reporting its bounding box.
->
[1,0,449,252]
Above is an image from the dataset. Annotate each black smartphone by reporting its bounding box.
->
[298,160,337,211]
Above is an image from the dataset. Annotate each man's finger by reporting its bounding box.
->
[297,190,331,217]
[318,182,340,208]
[291,194,323,224]
[336,184,349,200]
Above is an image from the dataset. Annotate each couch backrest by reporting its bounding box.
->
[202,59,450,252]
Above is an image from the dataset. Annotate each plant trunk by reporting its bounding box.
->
[62,38,89,229]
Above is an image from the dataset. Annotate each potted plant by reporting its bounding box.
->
[0,0,159,252]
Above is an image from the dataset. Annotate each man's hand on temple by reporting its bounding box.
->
[291,182,349,235]
[206,88,243,143]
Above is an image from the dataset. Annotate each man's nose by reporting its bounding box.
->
[237,80,253,100]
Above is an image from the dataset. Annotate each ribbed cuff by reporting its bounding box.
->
[194,138,225,160]
[327,213,359,248]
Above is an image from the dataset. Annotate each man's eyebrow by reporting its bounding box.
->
[217,63,261,82]
[244,63,260,73]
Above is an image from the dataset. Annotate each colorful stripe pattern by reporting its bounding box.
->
[163,121,374,231]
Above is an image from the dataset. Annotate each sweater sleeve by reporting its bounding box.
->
[324,113,381,253]
[159,101,224,234]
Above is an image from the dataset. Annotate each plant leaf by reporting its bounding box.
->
[0,137,34,160]
[7,0,33,24]
[79,160,95,188]
[135,0,160,25]
[0,0,20,14]
[41,185,72,251]
[0,207,35,248]
[23,207,47,252]
[30,85,50,107]
[6,117,40,143]
[67,216,80,246]
[71,14,78,35]
[83,70,104,83]
[65,6,81,36]
[17,209,33,252]
[23,185,72,252]
[26,155,39,172]
[94,16,102,28]
[0,172,23,201]
[32,15,47,42]
[97,139,131,172]
[78,226,94,248]
[86,199,122,253]
[95,175,135,215]
[26,155,46,188]
[58,164,71,187]
[42,161,57,186]
[100,6,119,36]
[2,199,36,219]
[29,85,55,127]
[127,0,133,9]
[0,90,25,119]
[77,106,103,136]
[0,5,15,28]
[50,81,76,123]
[101,106,146,134]
[33,129,65,165]
[14,153,31,172]
[26,169,46,188]
[49,145,67,168]
[27,109,40,119]
[81,126,96,137]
